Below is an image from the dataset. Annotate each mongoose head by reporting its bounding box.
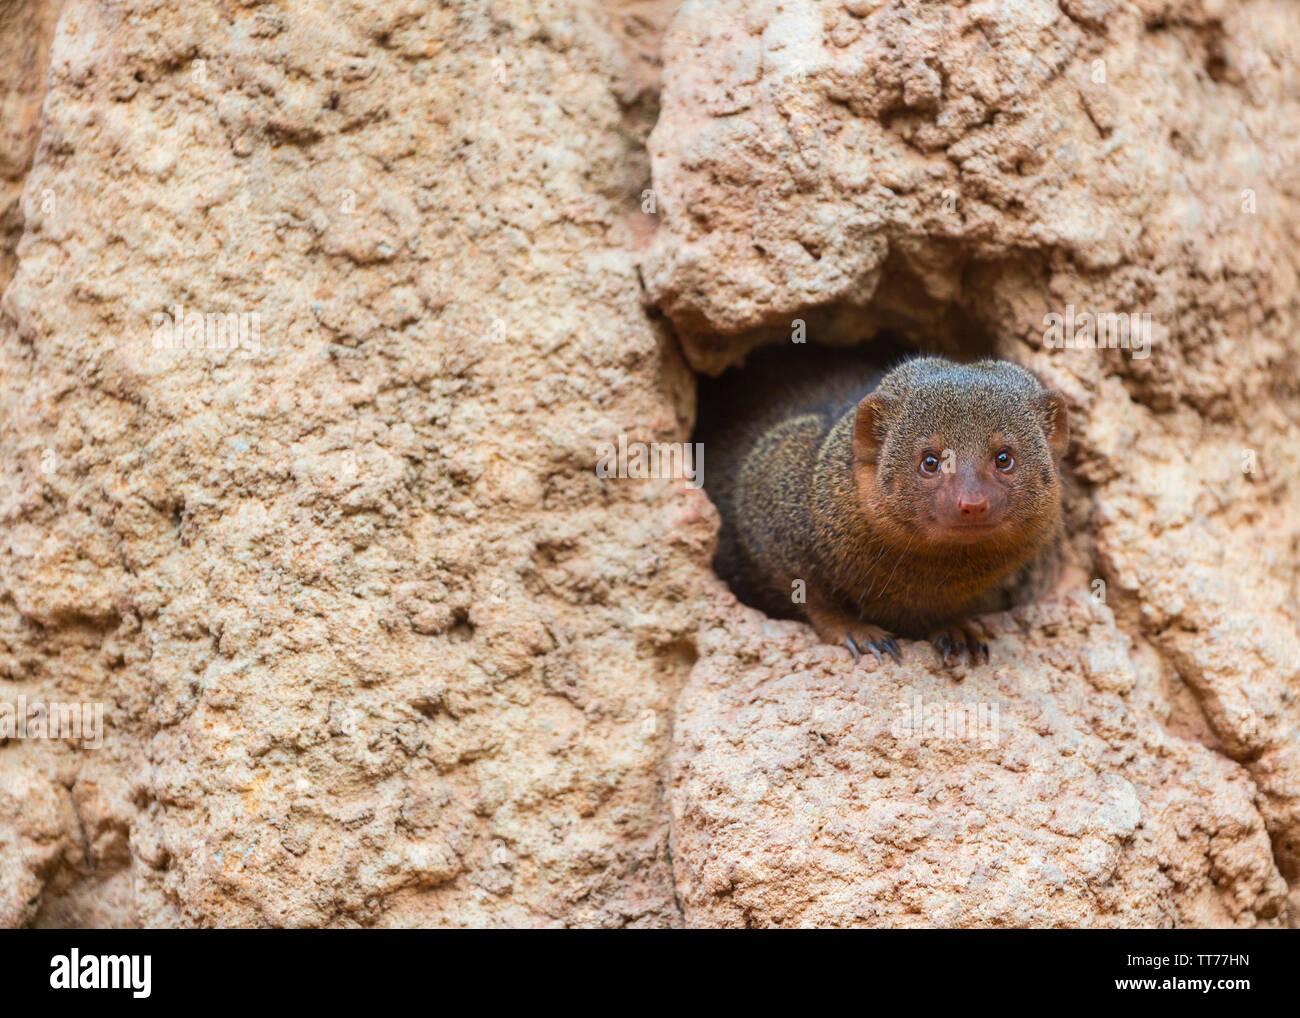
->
[851,356,1069,555]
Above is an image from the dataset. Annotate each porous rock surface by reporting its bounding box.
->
[0,0,696,928]
[648,0,1299,927]
[1,0,1297,928]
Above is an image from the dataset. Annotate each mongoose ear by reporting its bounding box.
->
[853,392,898,466]
[1038,390,1069,462]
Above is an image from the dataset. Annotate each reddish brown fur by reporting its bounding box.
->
[699,347,1068,655]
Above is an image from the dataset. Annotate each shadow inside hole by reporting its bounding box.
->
[692,328,1061,622]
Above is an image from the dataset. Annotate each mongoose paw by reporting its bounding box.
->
[841,624,903,665]
[807,604,902,664]
[929,622,989,670]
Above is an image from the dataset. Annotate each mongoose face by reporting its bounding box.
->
[852,357,1068,557]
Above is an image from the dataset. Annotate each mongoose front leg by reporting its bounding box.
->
[928,620,990,669]
[805,597,903,664]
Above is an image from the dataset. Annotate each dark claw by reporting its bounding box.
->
[844,636,861,661]
[936,636,951,658]
[864,641,884,664]
[883,637,903,663]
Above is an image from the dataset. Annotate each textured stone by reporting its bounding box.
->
[2,0,1297,929]
[1,0,695,928]
[648,0,1300,926]
[671,594,1286,926]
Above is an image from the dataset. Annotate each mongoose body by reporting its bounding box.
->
[698,346,1069,666]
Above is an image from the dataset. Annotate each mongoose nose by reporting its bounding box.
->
[957,494,990,519]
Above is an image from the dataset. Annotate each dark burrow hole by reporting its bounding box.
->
[448,608,476,643]
[690,315,1066,631]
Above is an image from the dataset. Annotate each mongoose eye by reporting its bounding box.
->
[995,450,1015,472]
[919,453,941,476]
